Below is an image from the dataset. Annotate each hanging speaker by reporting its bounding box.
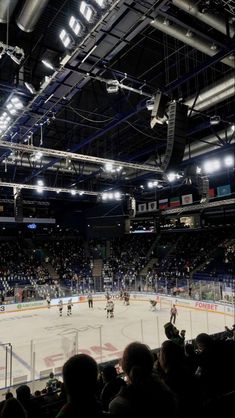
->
[150,92,168,128]
[161,102,188,171]
[14,189,23,222]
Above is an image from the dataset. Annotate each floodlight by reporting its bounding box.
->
[114,191,121,200]
[203,159,221,173]
[69,16,83,36]
[34,151,43,161]
[104,162,113,172]
[6,96,23,115]
[94,0,106,8]
[59,29,73,48]
[167,172,176,182]
[80,1,94,22]
[102,193,108,200]
[224,155,234,167]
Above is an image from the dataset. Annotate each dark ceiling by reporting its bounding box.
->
[0,0,234,206]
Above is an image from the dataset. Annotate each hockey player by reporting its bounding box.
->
[67,299,73,316]
[149,299,157,311]
[105,299,114,318]
[123,291,130,306]
[46,295,51,308]
[58,299,63,317]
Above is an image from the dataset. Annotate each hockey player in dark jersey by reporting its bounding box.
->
[67,299,73,316]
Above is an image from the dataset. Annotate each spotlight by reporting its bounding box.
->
[71,189,76,196]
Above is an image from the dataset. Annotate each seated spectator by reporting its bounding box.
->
[56,354,108,418]
[157,340,200,417]
[109,341,176,418]
[0,392,13,415]
[16,384,40,418]
[46,372,59,390]
[1,397,27,418]
[100,365,126,411]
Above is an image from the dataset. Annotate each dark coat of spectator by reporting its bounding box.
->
[1,398,27,418]
[56,354,108,418]
[109,342,176,418]
[100,365,126,411]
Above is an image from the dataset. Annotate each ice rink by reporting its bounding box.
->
[0,297,233,389]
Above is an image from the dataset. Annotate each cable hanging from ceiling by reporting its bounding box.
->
[125,120,165,140]
[67,105,113,123]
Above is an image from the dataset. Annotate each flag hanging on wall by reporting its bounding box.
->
[148,201,157,211]
[159,198,168,209]
[217,184,231,197]
[208,188,215,198]
[138,203,147,212]
[181,194,193,205]
[170,197,180,207]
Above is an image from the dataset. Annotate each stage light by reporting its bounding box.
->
[37,180,44,186]
[69,16,84,36]
[71,189,76,195]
